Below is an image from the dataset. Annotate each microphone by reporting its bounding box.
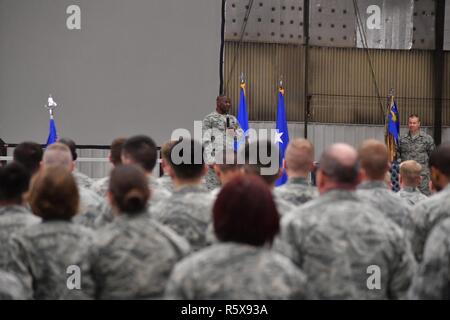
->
[226,115,230,129]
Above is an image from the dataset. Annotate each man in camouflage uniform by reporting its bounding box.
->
[409,216,450,299]
[397,115,435,195]
[41,143,106,229]
[356,140,412,230]
[202,95,244,190]
[156,140,178,193]
[59,138,94,189]
[152,139,214,251]
[241,140,294,216]
[407,143,450,262]
[274,138,318,207]
[398,160,428,206]
[91,137,126,198]
[275,143,416,299]
[0,163,40,268]
[93,135,171,228]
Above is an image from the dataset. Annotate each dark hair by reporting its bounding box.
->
[109,165,150,214]
[122,135,157,172]
[28,166,79,221]
[110,138,127,166]
[58,138,77,161]
[215,151,242,173]
[13,142,43,175]
[0,162,31,203]
[169,139,205,180]
[408,114,420,122]
[320,147,360,185]
[429,143,450,177]
[213,175,280,246]
[241,140,280,185]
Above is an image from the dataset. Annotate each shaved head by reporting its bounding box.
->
[285,139,314,174]
[320,143,359,185]
[42,143,73,171]
[358,139,389,180]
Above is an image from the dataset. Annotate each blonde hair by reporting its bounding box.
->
[400,160,422,186]
[285,139,314,173]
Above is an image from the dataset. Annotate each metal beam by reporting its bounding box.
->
[433,0,445,145]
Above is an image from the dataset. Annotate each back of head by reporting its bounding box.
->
[241,139,280,185]
[122,135,157,172]
[109,164,150,214]
[320,143,360,186]
[213,175,279,246]
[429,143,450,177]
[400,160,422,186]
[42,143,73,170]
[110,137,127,166]
[285,138,314,173]
[0,162,31,204]
[28,165,79,221]
[358,139,388,180]
[161,140,178,162]
[169,138,205,180]
[13,142,43,175]
[58,138,77,161]
[214,150,243,173]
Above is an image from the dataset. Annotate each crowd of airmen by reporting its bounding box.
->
[0,106,450,299]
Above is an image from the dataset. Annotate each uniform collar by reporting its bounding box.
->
[286,177,310,186]
[358,180,388,190]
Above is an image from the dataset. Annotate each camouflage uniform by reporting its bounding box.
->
[275,189,416,299]
[91,176,110,198]
[357,181,412,230]
[410,218,450,300]
[398,186,428,206]
[407,184,450,262]
[73,186,107,229]
[273,193,295,216]
[0,270,26,300]
[92,212,190,299]
[274,177,318,207]
[203,111,244,190]
[409,217,450,299]
[93,176,171,229]
[5,221,96,299]
[152,185,214,251]
[157,174,174,193]
[165,242,313,300]
[0,205,41,268]
[397,131,435,196]
[73,170,94,189]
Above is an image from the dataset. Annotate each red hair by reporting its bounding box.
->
[213,175,280,246]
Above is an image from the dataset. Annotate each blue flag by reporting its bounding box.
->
[388,99,400,145]
[46,117,58,146]
[235,82,249,151]
[275,87,289,186]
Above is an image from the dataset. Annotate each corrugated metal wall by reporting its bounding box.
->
[225,41,450,126]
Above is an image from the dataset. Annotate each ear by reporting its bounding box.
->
[282,159,287,170]
[121,153,129,165]
[213,164,221,177]
[70,161,75,172]
[166,164,175,179]
[399,175,404,186]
